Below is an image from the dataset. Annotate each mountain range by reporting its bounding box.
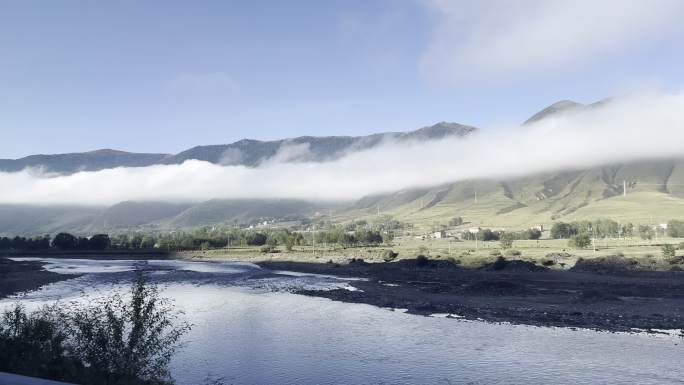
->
[1,100,682,235]
[0,122,474,174]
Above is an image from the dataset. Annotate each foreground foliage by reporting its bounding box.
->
[0,274,190,385]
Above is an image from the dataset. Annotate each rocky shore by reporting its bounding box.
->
[0,258,78,299]
[259,257,684,333]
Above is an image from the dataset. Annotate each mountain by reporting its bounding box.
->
[4,157,682,236]
[2,100,684,235]
[0,122,475,174]
[165,199,325,228]
[0,149,170,174]
[85,201,193,231]
[344,158,684,230]
[523,100,585,125]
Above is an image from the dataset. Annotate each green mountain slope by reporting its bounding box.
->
[343,159,684,230]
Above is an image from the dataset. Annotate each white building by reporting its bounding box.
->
[433,230,446,239]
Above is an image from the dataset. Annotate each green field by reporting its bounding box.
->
[339,191,684,234]
[178,234,684,271]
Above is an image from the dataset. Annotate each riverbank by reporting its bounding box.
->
[258,258,684,333]
[0,258,79,299]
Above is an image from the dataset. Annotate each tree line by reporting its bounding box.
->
[0,226,393,252]
[0,233,111,251]
[550,219,684,240]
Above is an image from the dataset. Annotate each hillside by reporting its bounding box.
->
[2,100,684,235]
[346,159,684,230]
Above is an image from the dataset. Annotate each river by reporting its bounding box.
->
[2,258,682,385]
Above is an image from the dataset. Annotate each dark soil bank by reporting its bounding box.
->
[0,258,78,299]
[259,259,684,333]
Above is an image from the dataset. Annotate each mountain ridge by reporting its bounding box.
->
[0,122,475,174]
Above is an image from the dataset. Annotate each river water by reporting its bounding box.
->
[2,258,683,385]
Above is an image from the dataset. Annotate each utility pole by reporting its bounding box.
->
[312,224,315,256]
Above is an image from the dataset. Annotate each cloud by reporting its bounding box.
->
[1,91,684,206]
[420,0,684,83]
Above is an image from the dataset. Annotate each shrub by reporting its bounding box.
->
[382,250,399,262]
[446,257,461,266]
[568,234,591,249]
[678,242,684,250]
[500,236,513,250]
[415,255,429,266]
[662,244,676,260]
[491,256,507,270]
[0,274,190,385]
[0,304,78,382]
[505,249,521,257]
[260,245,277,253]
[489,249,502,257]
[541,259,556,266]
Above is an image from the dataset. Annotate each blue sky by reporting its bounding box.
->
[2,0,684,158]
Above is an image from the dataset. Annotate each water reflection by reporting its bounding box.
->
[2,258,683,385]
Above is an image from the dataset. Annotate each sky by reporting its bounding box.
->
[2,0,684,159]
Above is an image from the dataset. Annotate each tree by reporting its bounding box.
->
[284,236,295,252]
[569,234,591,249]
[88,234,111,250]
[667,220,684,238]
[526,228,542,240]
[66,274,191,385]
[52,233,78,250]
[140,236,156,249]
[448,217,463,227]
[662,244,676,260]
[550,222,576,239]
[245,232,267,246]
[638,225,654,240]
[500,233,513,249]
[480,229,500,241]
[0,275,190,385]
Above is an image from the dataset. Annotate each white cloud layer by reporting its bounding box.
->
[1,91,684,206]
[421,0,684,82]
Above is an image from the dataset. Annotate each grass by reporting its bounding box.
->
[175,235,684,271]
[337,189,684,233]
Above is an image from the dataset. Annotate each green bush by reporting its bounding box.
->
[505,249,521,257]
[382,250,399,262]
[415,255,429,266]
[662,244,677,260]
[569,234,591,249]
[260,245,277,253]
[499,235,513,249]
[0,274,190,385]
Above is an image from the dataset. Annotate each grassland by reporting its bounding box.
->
[177,234,684,271]
[339,188,684,234]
